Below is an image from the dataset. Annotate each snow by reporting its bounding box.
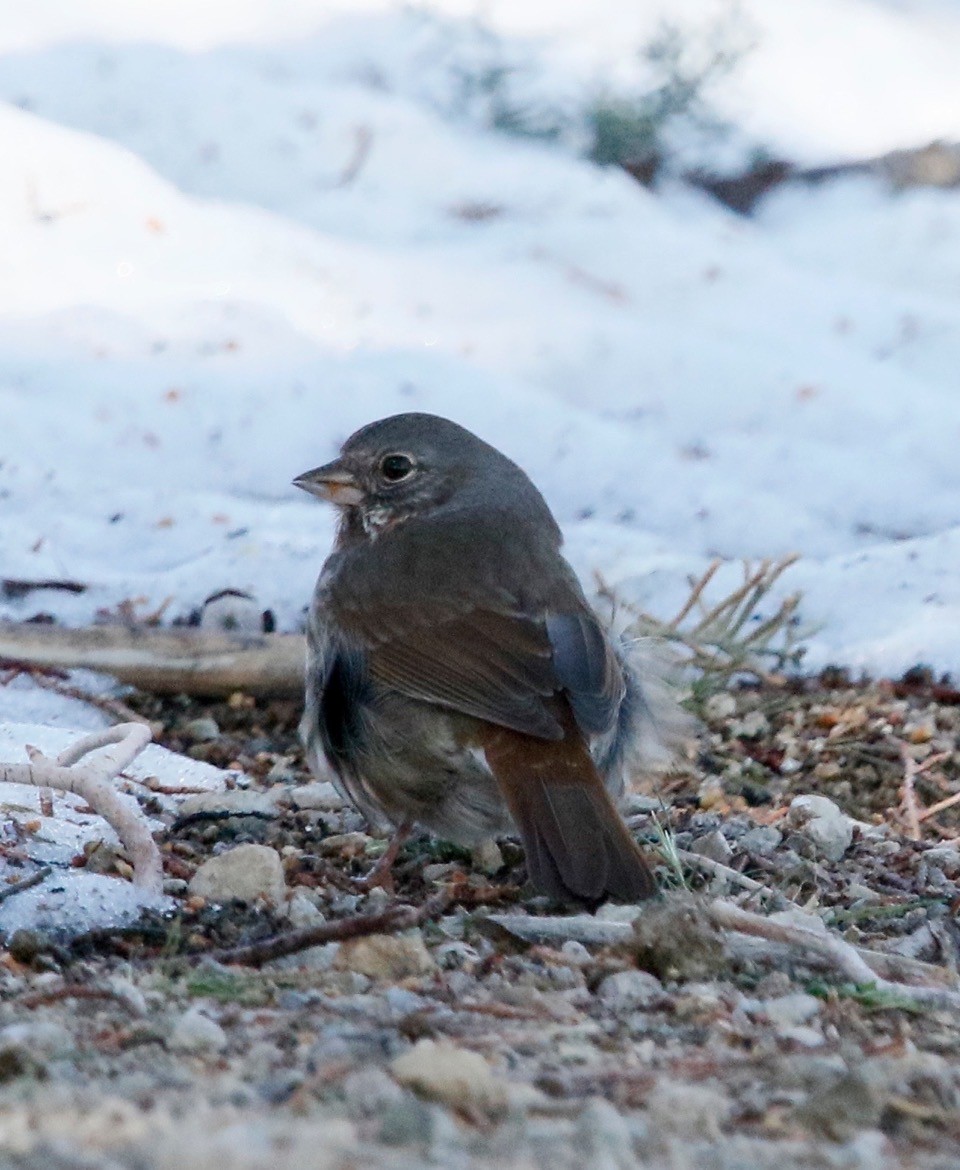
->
[0,721,231,940]
[0,0,958,694]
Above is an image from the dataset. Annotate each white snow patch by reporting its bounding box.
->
[0,1,956,678]
[0,721,234,939]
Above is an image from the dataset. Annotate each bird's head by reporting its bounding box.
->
[294,412,542,540]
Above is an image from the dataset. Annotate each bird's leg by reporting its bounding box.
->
[355,819,415,893]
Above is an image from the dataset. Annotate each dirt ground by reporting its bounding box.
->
[1,671,959,1169]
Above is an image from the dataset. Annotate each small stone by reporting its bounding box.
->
[289,782,344,811]
[797,1070,882,1140]
[689,829,733,865]
[0,1021,73,1064]
[921,846,960,877]
[342,1065,405,1120]
[168,1006,227,1054]
[421,863,456,882]
[704,692,737,721]
[182,717,220,744]
[698,776,726,809]
[595,902,644,923]
[385,986,429,1016]
[188,843,286,904]
[106,977,148,1017]
[646,1080,729,1143]
[732,710,770,739]
[335,931,435,980]
[574,1097,636,1170]
[780,1025,826,1048]
[318,832,370,857]
[740,825,782,856]
[83,839,123,875]
[596,969,665,1011]
[178,789,278,820]
[285,890,325,928]
[787,794,854,861]
[378,1096,437,1146]
[265,756,296,784]
[7,928,46,963]
[561,940,593,966]
[754,993,822,1027]
[390,1039,509,1114]
[470,838,504,875]
[629,895,726,982]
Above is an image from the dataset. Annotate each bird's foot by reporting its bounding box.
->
[354,820,414,893]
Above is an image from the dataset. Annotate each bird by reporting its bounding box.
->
[295,412,671,903]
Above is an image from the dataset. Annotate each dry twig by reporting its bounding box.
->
[0,865,52,904]
[0,723,162,893]
[708,900,960,1011]
[212,887,453,966]
[597,554,804,702]
[489,897,960,1009]
[676,847,787,904]
[0,623,305,697]
[897,747,951,839]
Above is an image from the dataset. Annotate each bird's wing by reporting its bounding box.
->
[332,595,623,743]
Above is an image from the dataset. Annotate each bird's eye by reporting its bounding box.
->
[379,453,415,483]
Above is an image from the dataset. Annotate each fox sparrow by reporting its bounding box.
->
[295,412,666,902]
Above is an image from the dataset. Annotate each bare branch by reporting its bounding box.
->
[0,624,305,697]
[212,888,453,967]
[0,723,161,894]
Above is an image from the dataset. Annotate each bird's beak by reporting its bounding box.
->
[293,461,364,506]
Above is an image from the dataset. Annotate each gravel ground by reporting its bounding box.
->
[1,672,960,1169]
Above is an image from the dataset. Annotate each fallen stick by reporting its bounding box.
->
[676,847,789,905]
[212,888,453,966]
[0,723,162,894]
[0,623,305,697]
[488,900,960,1007]
[0,866,52,905]
[709,901,960,1012]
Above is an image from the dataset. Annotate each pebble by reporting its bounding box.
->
[342,1065,406,1120]
[288,781,345,811]
[178,789,279,820]
[688,829,733,865]
[384,986,429,1015]
[561,940,593,966]
[704,692,737,721]
[470,838,504,875]
[595,969,666,1011]
[731,710,769,739]
[739,825,782,856]
[787,794,854,861]
[0,1021,73,1063]
[921,845,960,877]
[181,717,221,744]
[378,1095,438,1146]
[750,992,822,1028]
[594,903,644,924]
[167,1006,228,1054]
[390,1039,510,1114]
[645,1080,729,1143]
[286,890,325,927]
[335,931,435,980]
[574,1097,637,1170]
[188,843,287,904]
[797,1070,882,1140]
[434,940,480,970]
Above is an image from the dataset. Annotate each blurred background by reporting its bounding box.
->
[1,0,958,674]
